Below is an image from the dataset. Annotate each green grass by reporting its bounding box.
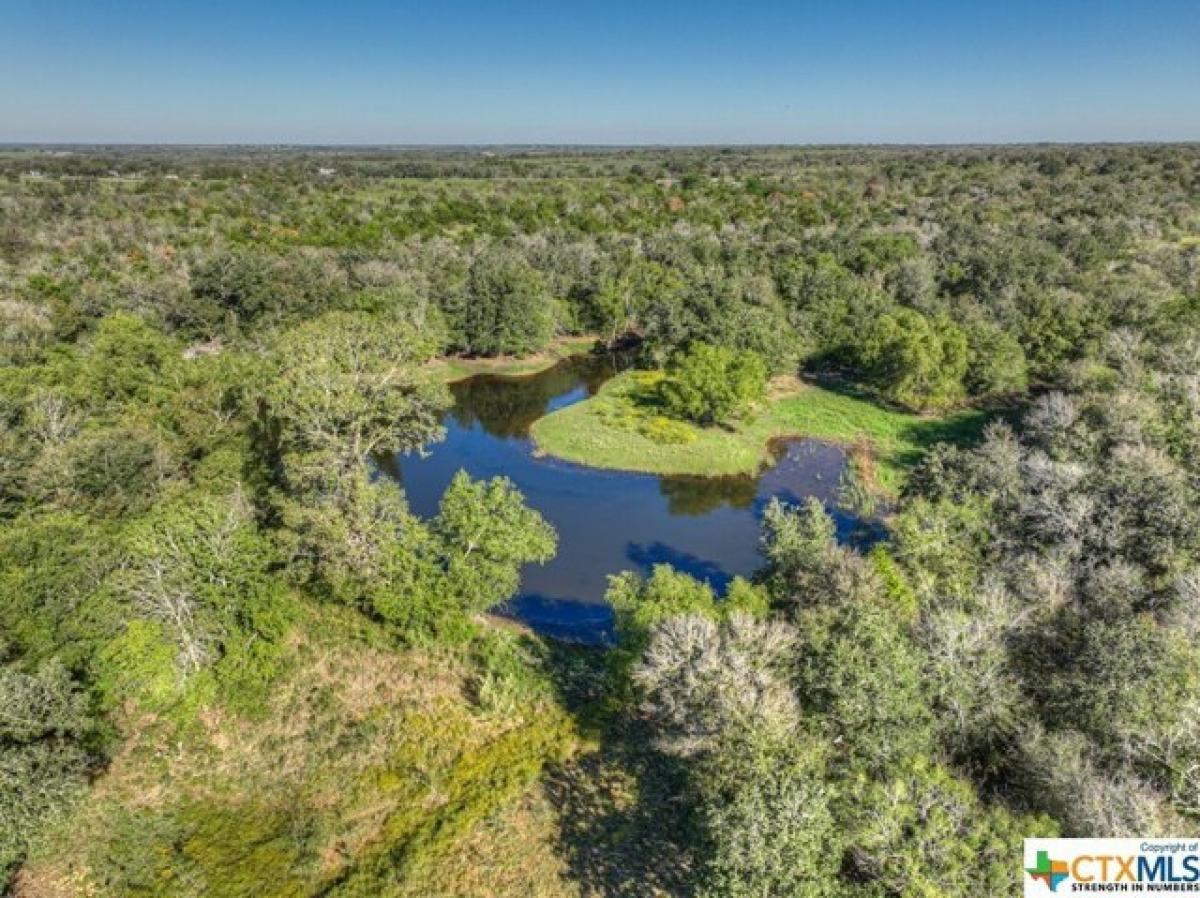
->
[22,604,580,898]
[530,370,990,495]
[431,335,599,383]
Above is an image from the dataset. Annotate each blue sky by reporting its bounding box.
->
[2,0,1197,144]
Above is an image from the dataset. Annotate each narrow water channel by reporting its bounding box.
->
[385,353,871,642]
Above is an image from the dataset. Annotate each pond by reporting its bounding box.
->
[385,353,873,642]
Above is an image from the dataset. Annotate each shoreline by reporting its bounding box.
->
[529,369,990,496]
[428,335,600,383]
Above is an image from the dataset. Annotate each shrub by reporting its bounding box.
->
[0,660,94,887]
[639,415,696,445]
[36,423,173,517]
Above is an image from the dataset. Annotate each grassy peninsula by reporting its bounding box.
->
[530,370,990,495]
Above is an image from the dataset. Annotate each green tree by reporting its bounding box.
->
[262,311,450,499]
[965,321,1029,396]
[36,422,173,517]
[760,497,880,611]
[609,566,717,650]
[697,733,839,898]
[106,490,292,708]
[1019,289,1093,380]
[458,246,555,356]
[659,343,767,426]
[82,313,179,408]
[433,471,557,614]
[840,757,1056,896]
[795,600,934,773]
[589,257,676,343]
[774,253,882,366]
[857,309,968,411]
[188,251,333,335]
[0,512,118,669]
[189,251,276,335]
[288,473,442,627]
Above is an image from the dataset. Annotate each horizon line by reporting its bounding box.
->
[4,140,1199,150]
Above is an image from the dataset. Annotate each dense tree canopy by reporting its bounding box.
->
[452,244,556,356]
[0,144,1197,895]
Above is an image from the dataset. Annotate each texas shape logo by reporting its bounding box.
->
[1026,850,1070,892]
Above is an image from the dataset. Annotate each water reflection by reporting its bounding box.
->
[388,353,873,643]
[447,360,606,437]
[624,541,735,590]
[658,474,758,517]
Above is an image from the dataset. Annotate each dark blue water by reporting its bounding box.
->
[386,354,866,642]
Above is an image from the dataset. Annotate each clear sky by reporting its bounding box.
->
[2,0,1197,144]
